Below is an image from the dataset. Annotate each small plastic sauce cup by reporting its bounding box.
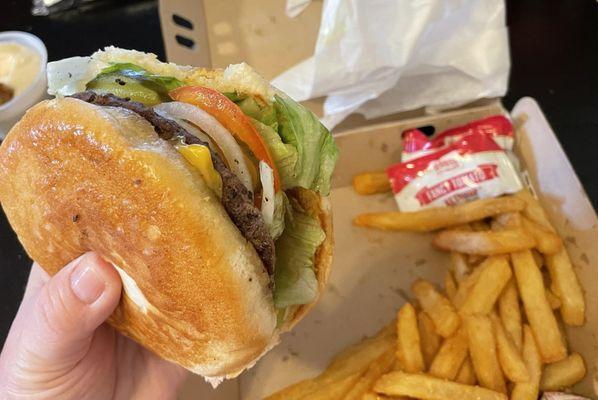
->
[0,31,48,139]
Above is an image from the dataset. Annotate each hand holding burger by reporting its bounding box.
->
[0,253,187,400]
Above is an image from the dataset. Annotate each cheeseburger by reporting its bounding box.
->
[0,47,338,381]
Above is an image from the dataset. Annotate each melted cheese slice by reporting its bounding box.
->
[177,144,222,197]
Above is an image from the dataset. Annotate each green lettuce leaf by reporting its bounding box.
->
[274,94,339,195]
[236,96,278,129]
[273,211,325,308]
[225,92,338,195]
[223,91,247,103]
[268,192,288,241]
[250,117,298,190]
[225,92,278,129]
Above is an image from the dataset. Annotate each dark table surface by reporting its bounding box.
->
[0,0,597,345]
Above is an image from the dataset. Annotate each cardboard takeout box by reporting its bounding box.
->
[158,2,598,398]
[159,0,321,79]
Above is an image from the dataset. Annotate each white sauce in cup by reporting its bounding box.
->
[0,42,41,96]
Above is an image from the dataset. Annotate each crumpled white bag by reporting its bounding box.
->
[285,0,312,18]
[274,0,510,128]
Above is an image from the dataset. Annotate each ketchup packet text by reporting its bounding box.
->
[388,133,522,211]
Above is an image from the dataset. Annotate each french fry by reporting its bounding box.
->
[490,314,529,383]
[498,279,522,350]
[452,266,484,309]
[303,373,362,400]
[353,172,391,195]
[433,229,536,255]
[531,249,544,268]
[459,256,512,316]
[266,373,364,400]
[412,280,460,337]
[492,212,522,230]
[513,114,529,131]
[471,220,490,231]
[511,326,542,400]
[361,392,406,400]
[429,327,469,380]
[324,325,396,381]
[361,393,378,400]
[450,251,471,282]
[515,189,553,231]
[467,254,485,266]
[465,315,507,393]
[545,288,562,310]
[417,312,440,368]
[514,190,585,325]
[455,357,477,385]
[266,326,396,400]
[522,217,563,255]
[546,248,585,326]
[540,353,586,391]
[395,303,424,373]
[344,350,395,400]
[445,271,458,301]
[511,250,567,363]
[452,224,473,231]
[391,358,402,371]
[264,378,321,400]
[373,371,507,400]
[353,196,525,232]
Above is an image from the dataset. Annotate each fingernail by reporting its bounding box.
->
[70,259,106,304]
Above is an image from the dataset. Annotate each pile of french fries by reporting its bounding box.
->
[267,189,587,400]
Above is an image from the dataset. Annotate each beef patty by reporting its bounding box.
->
[70,91,275,275]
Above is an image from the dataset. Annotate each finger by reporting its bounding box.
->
[23,252,122,363]
[113,335,189,400]
[22,263,50,302]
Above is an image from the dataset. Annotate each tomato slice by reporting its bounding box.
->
[170,86,281,192]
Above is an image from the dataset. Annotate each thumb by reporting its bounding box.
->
[24,252,122,363]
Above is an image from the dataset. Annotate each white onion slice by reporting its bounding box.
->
[259,161,275,226]
[153,102,253,192]
[154,109,216,149]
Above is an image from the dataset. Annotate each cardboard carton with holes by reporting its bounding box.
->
[158,1,598,398]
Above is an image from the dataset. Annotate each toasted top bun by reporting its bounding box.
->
[47,46,275,100]
[0,97,333,379]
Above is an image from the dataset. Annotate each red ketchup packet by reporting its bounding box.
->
[387,132,522,211]
[402,115,514,162]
